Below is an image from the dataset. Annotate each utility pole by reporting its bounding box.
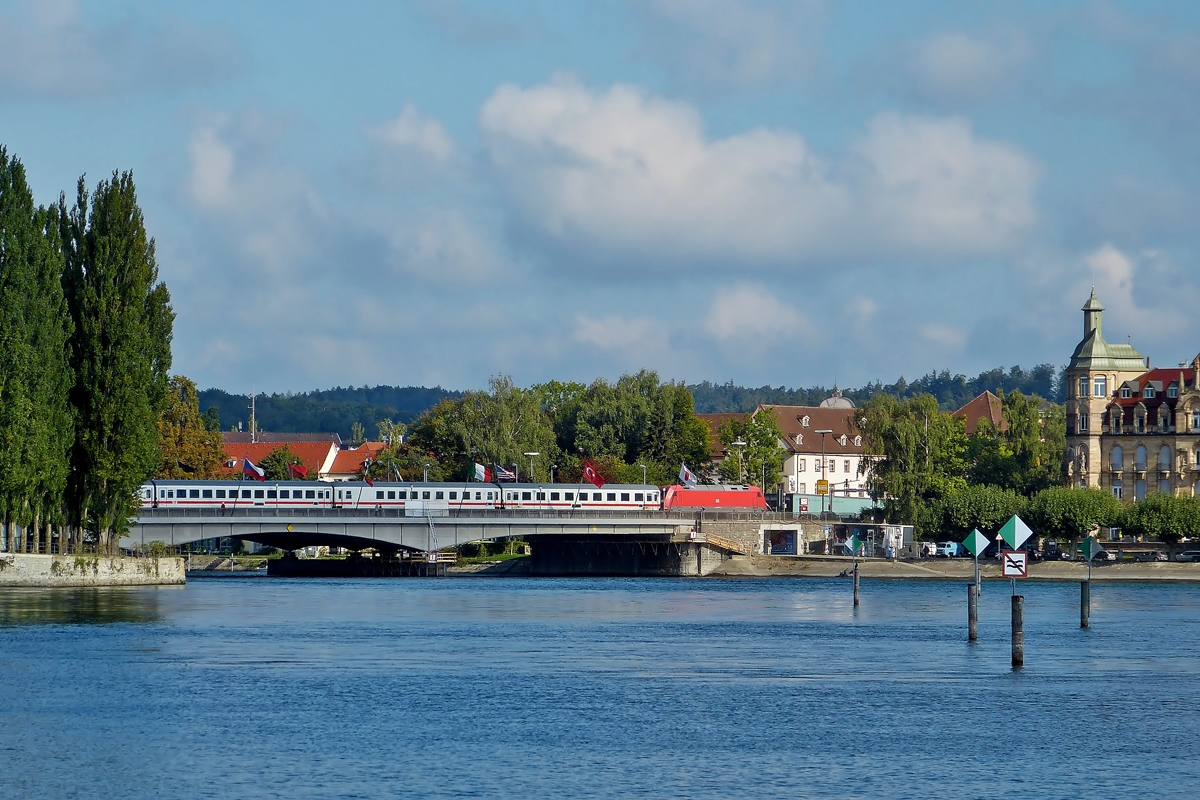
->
[248,392,257,444]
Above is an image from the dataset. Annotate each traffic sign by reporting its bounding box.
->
[962,528,989,558]
[999,515,1033,550]
[1001,550,1028,578]
[816,479,830,495]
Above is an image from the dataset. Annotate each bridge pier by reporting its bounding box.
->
[527,536,732,576]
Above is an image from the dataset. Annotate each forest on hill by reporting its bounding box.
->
[197,364,1063,441]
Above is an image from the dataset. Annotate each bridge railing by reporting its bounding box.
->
[133,507,798,523]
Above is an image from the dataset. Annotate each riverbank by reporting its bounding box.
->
[0,554,185,586]
[709,554,1200,581]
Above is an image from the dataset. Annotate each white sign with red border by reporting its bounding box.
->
[1001,550,1028,578]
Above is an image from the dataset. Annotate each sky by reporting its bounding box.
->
[4,0,1200,394]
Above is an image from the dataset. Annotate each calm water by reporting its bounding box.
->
[3,576,1199,799]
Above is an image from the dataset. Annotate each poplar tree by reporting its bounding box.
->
[62,172,174,552]
[0,148,73,553]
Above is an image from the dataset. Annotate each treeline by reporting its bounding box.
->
[362,372,710,486]
[0,147,172,553]
[691,364,1063,413]
[196,385,462,441]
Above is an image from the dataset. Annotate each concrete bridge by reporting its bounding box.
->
[122,507,789,576]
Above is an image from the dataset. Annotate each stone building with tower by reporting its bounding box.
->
[1065,289,1200,499]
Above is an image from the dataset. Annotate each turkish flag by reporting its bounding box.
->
[582,460,605,488]
[288,463,309,480]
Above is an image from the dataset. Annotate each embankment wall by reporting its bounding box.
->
[0,554,185,587]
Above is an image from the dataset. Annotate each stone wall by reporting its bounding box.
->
[0,554,185,587]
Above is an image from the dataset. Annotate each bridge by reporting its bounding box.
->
[122,507,783,576]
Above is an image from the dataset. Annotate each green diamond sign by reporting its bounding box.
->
[1081,536,1105,563]
[999,515,1033,550]
[963,528,989,558]
[845,534,863,555]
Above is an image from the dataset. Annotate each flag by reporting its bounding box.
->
[678,462,697,487]
[243,457,265,481]
[287,463,309,480]
[474,462,492,482]
[494,464,516,482]
[582,460,605,488]
[363,474,374,487]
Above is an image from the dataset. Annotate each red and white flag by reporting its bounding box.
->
[243,457,265,481]
[582,460,605,488]
[474,462,492,482]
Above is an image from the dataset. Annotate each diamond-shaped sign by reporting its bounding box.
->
[1081,536,1105,562]
[845,534,863,555]
[999,515,1033,550]
[963,528,989,558]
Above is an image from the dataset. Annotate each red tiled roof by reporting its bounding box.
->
[222,441,338,477]
[328,442,388,476]
[753,405,863,455]
[953,391,1006,436]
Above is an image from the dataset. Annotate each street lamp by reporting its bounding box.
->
[524,452,539,483]
[423,463,429,482]
[815,429,833,516]
[550,464,557,483]
[512,463,520,483]
[731,439,747,483]
[639,463,647,485]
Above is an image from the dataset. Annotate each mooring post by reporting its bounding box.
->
[1080,580,1090,629]
[1011,594,1025,667]
[968,583,978,641]
[853,560,860,607]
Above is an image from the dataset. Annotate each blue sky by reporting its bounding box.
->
[4,0,1200,394]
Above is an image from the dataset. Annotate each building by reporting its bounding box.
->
[1064,289,1151,490]
[324,442,388,481]
[952,390,1006,435]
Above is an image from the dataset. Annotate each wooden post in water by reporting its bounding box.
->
[1011,594,1024,667]
[967,583,978,641]
[1080,580,1090,629]
[853,560,860,607]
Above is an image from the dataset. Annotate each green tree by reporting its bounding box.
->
[966,391,1065,495]
[350,420,365,446]
[715,409,786,488]
[155,376,226,479]
[258,446,305,481]
[61,172,174,552]
[201,406,221,432]
[1027,486,1122,542]
[1120,493,1200,546]
[929,483,1026,540]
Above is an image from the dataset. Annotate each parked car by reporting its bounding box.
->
[1175,550,1200,562]
[1091,550,1117,563]
[1135,551,1168,562]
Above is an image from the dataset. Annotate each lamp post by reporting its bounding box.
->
[731,439,747,483]
[422,463,430,482]
[524,452,539,483]
[512,463,520,483]
[551,464,557,484]
[639,463,647,485]
[815,429,833,516]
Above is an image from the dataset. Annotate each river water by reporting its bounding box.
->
[2,576,1199,799]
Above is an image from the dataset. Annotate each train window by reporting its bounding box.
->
[215,489,225,498]
[476,492,483,500]
[387,491,395,499]
[375,490,383,499]
[280,490,289,498]
[434,491,443,500]
[159,490,165,498]
[536,492,545,501]
[634,493,643,502]
[254,490,264,499]
[621,493,629,501]
[168,490,175,498]
[422,491,431,500]
[506,492,514,501]
[607,493,616,501]
[189,489,199,498]
[565,492,574,501]
[305,490,315,499]
[551,492,560,501]
[202,489,213,498]
[449,492,457,500]
[522,491,531,501]
[267,490,277,499]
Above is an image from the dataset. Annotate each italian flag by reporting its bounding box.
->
[474,462,491,482]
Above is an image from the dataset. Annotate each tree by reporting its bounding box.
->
[201,406,221,432]
[929,484,1026,540]
[350,421,365,446]
[966,391,1065,495]
[61,172,174,551]
[1119,493,1200,546]
[155,376,226,479]
[258,446,305,481]
[1027,486,1122,542]
[715,410,786,488]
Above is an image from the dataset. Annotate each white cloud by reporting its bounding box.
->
[705,284,805,341]
[574,314,669,352]
[636,0,829,91]
[0,0,244,100]
[901,30,1034,106]
[366,103,456,163]
[1073,245,1189,340]
[918,324,967,351]
[480,76,1039,269]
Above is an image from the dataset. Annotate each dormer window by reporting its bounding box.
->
[794,434,803,445]
[801,415,810,427]
[838,435,848,446]
[1169,385,1179,398]
[1144,386,1156,398]
[853,435,862,447]
[1120,387,1132,398]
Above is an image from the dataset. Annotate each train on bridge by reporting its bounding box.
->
[139,480,768,513]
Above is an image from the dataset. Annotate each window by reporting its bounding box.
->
[797,459,806,472]
[1078,413,1089,432]
[844,460,851,473]
[410,491,418,499]
[1169,385,1179,398]
[1160,446,1172,470]
[565,492,574,501]
[853,436,862,447]
[305,490,315,499]
[216,489,225,498]
[1136,446,1147,471]
[279,490,289,499]
[650,493,657,502]
[422,491,431,500]
[607,492,616,501]
[1136,415,1145,434]
[267,490,277,499]
[1111,446,1123,471]
[1120,387,1132,398]
[449,492,457,500]
[1135,478,1147,500]
[377,490,384,499]
[166,490,174,498]
[1193,411,1200,431]
[187,489,198,498]
[1161,415,1170,433]
[1078,376,1088,397]
[522,491,531,501]
[634,493,644,502]
[801,415,810,427]
[202,489,213,498]
[551,492,560,501]
[798,483,806,494]
[475,492,482,500]
[1113,485,1123,500]
[1094,376,1107,397]
[486,491,494,500]
[828,460,836,473]
[435,491,444,499]
[254,490,264,499]
[621,492,630,501]
[1144,386,1156,398]
[536,492,545,501]
[1111,412,1121,434]
[1159,478,1171,494]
